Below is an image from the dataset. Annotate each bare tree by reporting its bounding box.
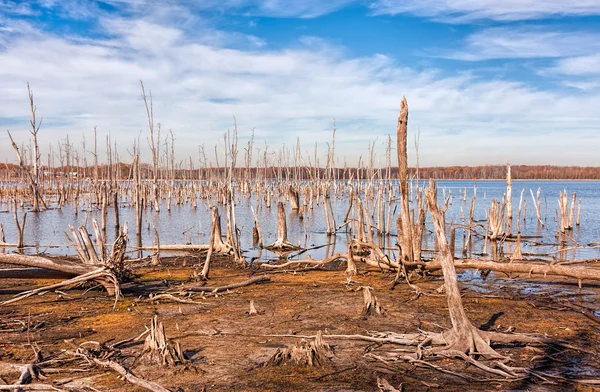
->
[7,83,47,212]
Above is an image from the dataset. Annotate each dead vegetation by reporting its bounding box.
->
[1,88,600,390]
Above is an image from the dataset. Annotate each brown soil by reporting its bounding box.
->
[1,255,600,391]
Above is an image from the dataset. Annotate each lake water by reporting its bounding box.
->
[1,179,599,262]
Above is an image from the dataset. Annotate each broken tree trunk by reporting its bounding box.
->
[265,202,298,250]
[199,206,219,280]
[142,315,186,367]
[13,199,27,250]
[266,331,333,367]
[396,97,414,264]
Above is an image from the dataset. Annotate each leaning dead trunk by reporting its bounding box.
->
[425,179,503,358]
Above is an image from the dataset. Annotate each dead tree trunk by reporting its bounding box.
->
[6,83,47,212]
[506,162,512,229]
[425,179,504,358]
[13,199,27,250]
[266,202,297,250]
[288,185,300,210]
[396,97,413,264]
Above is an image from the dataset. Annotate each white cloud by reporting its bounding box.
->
[370,0,600,22]
[552,54,600,76]
[1,17,600,167]
[442,27,600,61]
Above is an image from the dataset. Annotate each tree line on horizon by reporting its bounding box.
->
[1,162,599,181]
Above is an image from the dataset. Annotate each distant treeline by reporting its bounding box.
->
[408,165,600,180]
[2,163,600,181]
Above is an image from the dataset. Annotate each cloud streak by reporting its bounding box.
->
[1,8,600,166]
[371,0,600,22]
[440,27,600,61]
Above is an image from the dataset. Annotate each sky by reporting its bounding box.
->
[1,0,600,168]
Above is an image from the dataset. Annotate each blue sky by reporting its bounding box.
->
[1,0,600,167]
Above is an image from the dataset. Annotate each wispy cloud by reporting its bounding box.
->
[370,0,600,22]
[14,0,358,20]
[552,54,600,76]
[442,27,600,61]
[1,16,600,166]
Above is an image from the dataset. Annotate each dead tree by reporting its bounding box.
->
[265,202,297,250]
[506,162,512,228]
[13,199,27,250]
[6,84,47,212]
[288,185,300,210]
[396,97,414,264]
[425,179,520,358]
[0,225,128,305]
[141,80,161,213]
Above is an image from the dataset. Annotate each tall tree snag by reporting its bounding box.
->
[6,84,47,212]
[397,97,414,264]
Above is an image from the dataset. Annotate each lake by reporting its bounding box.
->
[1,179,599,262]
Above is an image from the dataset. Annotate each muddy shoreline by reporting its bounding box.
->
[1,255,600,391]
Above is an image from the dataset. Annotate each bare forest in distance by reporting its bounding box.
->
[3,163,600,181]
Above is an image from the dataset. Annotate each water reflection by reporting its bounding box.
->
[0,180,599,262]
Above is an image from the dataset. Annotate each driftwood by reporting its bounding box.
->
[0,225,128,304]
[67,347,172,392]
[377,377,403,392]
[187,275,271,293]
[261,253,348,270]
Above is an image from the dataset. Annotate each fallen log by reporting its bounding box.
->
[0,268,75,280]
[187,275,271,293]
[419,259,600,284]
[137,244,210,252]
[0,254,95,276]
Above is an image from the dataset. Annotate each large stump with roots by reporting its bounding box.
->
[142,315,187,367]
[266,331,333,367]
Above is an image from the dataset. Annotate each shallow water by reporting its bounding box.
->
[1,179,599,261]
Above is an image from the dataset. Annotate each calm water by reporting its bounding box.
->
[1,180,599,261]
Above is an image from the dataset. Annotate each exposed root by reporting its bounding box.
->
[0,268,120,307]
[377,377,403,392]
[66,347,172,392]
